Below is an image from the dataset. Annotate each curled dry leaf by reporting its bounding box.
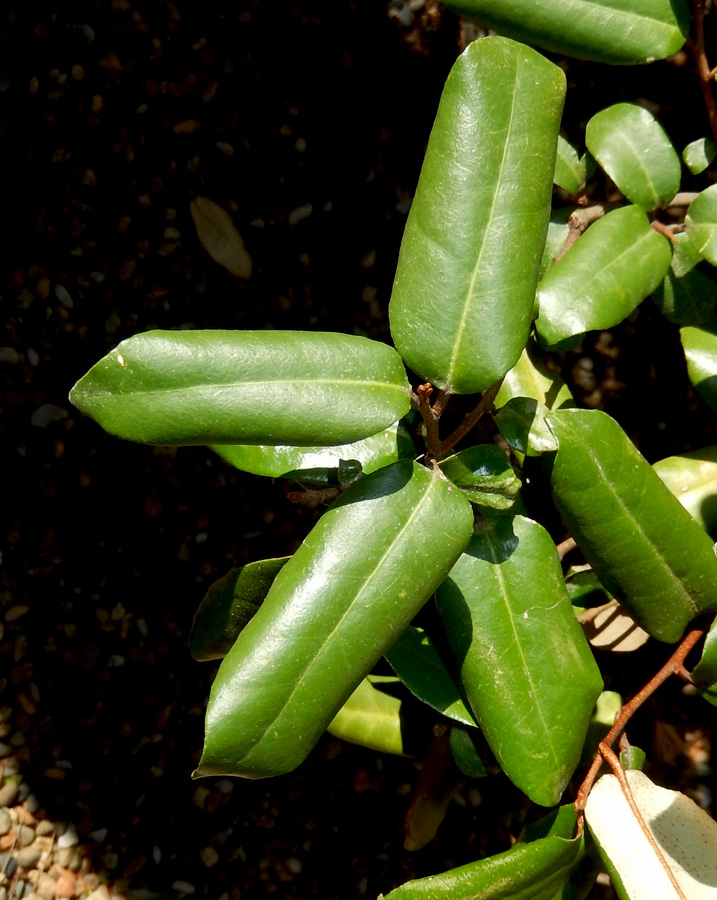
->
[579,599,650,653]
[190,196,252,279]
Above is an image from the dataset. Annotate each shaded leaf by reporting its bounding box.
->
[686,185,717,266]
[495,397,559,457]
[70,330,411,447]
[540,208,574,279]
[565,568,611,609]
[190,558,289,661]
[690,617,717,689]
[681,319,717,415]
[547,408,717,642]
[683,138,717,175]
[438,445,523,512]
[404,733,463,851]
[585,770,717,900]
[385,626,477,727]
[585,104,680,210]
[535,206,671,348]
[212,420,416,482]
[190,196,252,278]
[449,726,500,779]
[653,445,717,535]
[495,340,574,410]
[327,676,406,757]
[580,600,650,653]
[554,136,585,196]
[196,460,474,778]
[653,232,717,327]
[436,0,689,64]
[436,515,603,807]
[389,37,564,394]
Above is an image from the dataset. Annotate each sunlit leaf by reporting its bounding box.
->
[190,196,252,278]
[540,209,574,279]
[653,445,717,535]
[496,340,574,411]
[555,136,585,196]
[686,185,717,266]
[495,397,559,457]
[438,445,523,512]
[327,676,406,757]
[681,319,717,415]
[683,138,717,175]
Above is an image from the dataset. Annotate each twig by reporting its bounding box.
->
[440,377,504,455]
[556,536,577,561]
[651,220,681,243]
[666,191,700,209]
[688,1,717,146]
[416,383,444,465]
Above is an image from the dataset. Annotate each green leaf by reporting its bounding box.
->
[540,208,574,280]
[690,617,717,689]
[653,233,717,327]
[212,420,416,482]
[619,745,647,771]
[449,726,500,779]
[69,330,411,447]
[683,138,717,175]
[581,691,623,765]
[438,445,523,512]
[554,137,585,196]
[535,206,672,348]
[196,460,473,779]
[385,626,477,727]
[436,0,689,64]
[496,340,574,411]
[495,397,559,457]
[686,185,717,266]
[436,516,603,807]
[547,408,717,642]
[389,36,565,395]
[585,770,717,900]
[190,558,289,661]
[653,445,717,535]
[585,104,680,210]
[327,676,406,757]
[681,319,717,414]
[565,569,611,608]
[382,807,582,899]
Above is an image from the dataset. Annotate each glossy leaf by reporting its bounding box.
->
[436,515,603,807]
[389,37,565,395]
[683,138,717,175]
[565,569,611,608]
[535,206,672,348]
[690,617,717,689]
[495,397,559,457]
[581,691,623,766]
[653,233,717,327]
[540,209,573,279]
[681,320,717,415]
[585,770,717,900]
[438,445,523,511]
[620,746,647,771]
[190,196,252,278]
[438,0,688,64]
[547,408,717,642]
[554,136,585,196]
[70,330,411,447]
[196,460,473,779]
[385,626,477,727]
[585,104,680,210]
[496,341,574,411]
[686,185,717,266]
[382,805,582,900]
[212,420,416,482]
[449,726,500,779]
[653,445,717,535]
[327,676,406,757]
[190,558,289,661]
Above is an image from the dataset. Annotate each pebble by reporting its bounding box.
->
[0,782,19,806]
[0,808,11,835]
[35,821,54,837]
[200,845,219,868]
[16,825,35,847]
[35,875,56,900]
[172,882,195,895]
[0,852,17,876]
[25,795,39,814]
[12,881,30,900]
[30,405,68,428]
[16,783,30,803]
[0,744,11,758]
[0,887,5,900]
[57,824,77,848]
[2,760,19,777]
[16,845,41,869]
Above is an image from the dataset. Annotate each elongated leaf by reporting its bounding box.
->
[686,185,717,266]
[690,617,717,688]
[554,136,585,196]
[436,516,603,807]
[540,209,574,279]
[438,445,523,511]
[496,341,574,410]
[581,691,623,766]
[653,445,717,535]
[196,460,473,778]
[190,196,252,278]
[70,330,411,447]
[547,409,717,642]
[535,206,671,347]
[385,626,477,727]
[327,676,406,757]
[653,233,717,327]
[585,770,717,900]
[389,37,565,395]
[495,397,559,457]
[437,0,689,64]
[681,320,717,415]
[585,104,680,210]
[449,726,500,779]
[212,420,416,481]
[382,806,582,899]
[565,569,611,608]
[190,558,289,661]
[683,138,717,175]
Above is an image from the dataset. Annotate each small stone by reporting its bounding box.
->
[0,348,20,364]
[171,882,195,895]
[36,875,56,900]
[16,845,41,869]
[54,847,73,867]
[0,852,17,876]
[54,869,76,898]
[16,783,30,803]
[35,821,54,837]
[5,606,29,623]
[0,744,10,758]
[30,405,68,428]
[12,880,30,900]
[57,825,77,848]
[17,825,36,847]
[200,845,219,868]
[0,886,6,900]
[0,782,19,806]
[25,795,39,814]
[0,809,11,835]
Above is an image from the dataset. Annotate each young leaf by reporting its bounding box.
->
[535,206,672,348]
[389,36,565,395]
[585,104,681,210]
[547,408,717,642]
[190,196,252,279]
[385,626,477,727]
[540,208,574,279]
[190,558,289,661]
[327,676,406,757]
[212,420,416,481]
[495,397,559,457]
[681,320,717,415]
[686,185,717,266]
[196,460,473,779]
[683,138,717,175]
[585,770,717,900]
[438,445,523,512]
[436,516,603,807]
[435,0,689,65]
[653,233,717,327]
[70,330,411,447]
[653,445,717,535]
[495,340,574,411]
[382,805,582,899]
[554,136,585,196]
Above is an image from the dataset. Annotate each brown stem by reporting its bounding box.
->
[416,383,447,465]
[556,536,577,561]
[689,1,717,146]
[441,377,504,455]
[651,220,681,243]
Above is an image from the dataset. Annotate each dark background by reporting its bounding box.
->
[2,3,717,898]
